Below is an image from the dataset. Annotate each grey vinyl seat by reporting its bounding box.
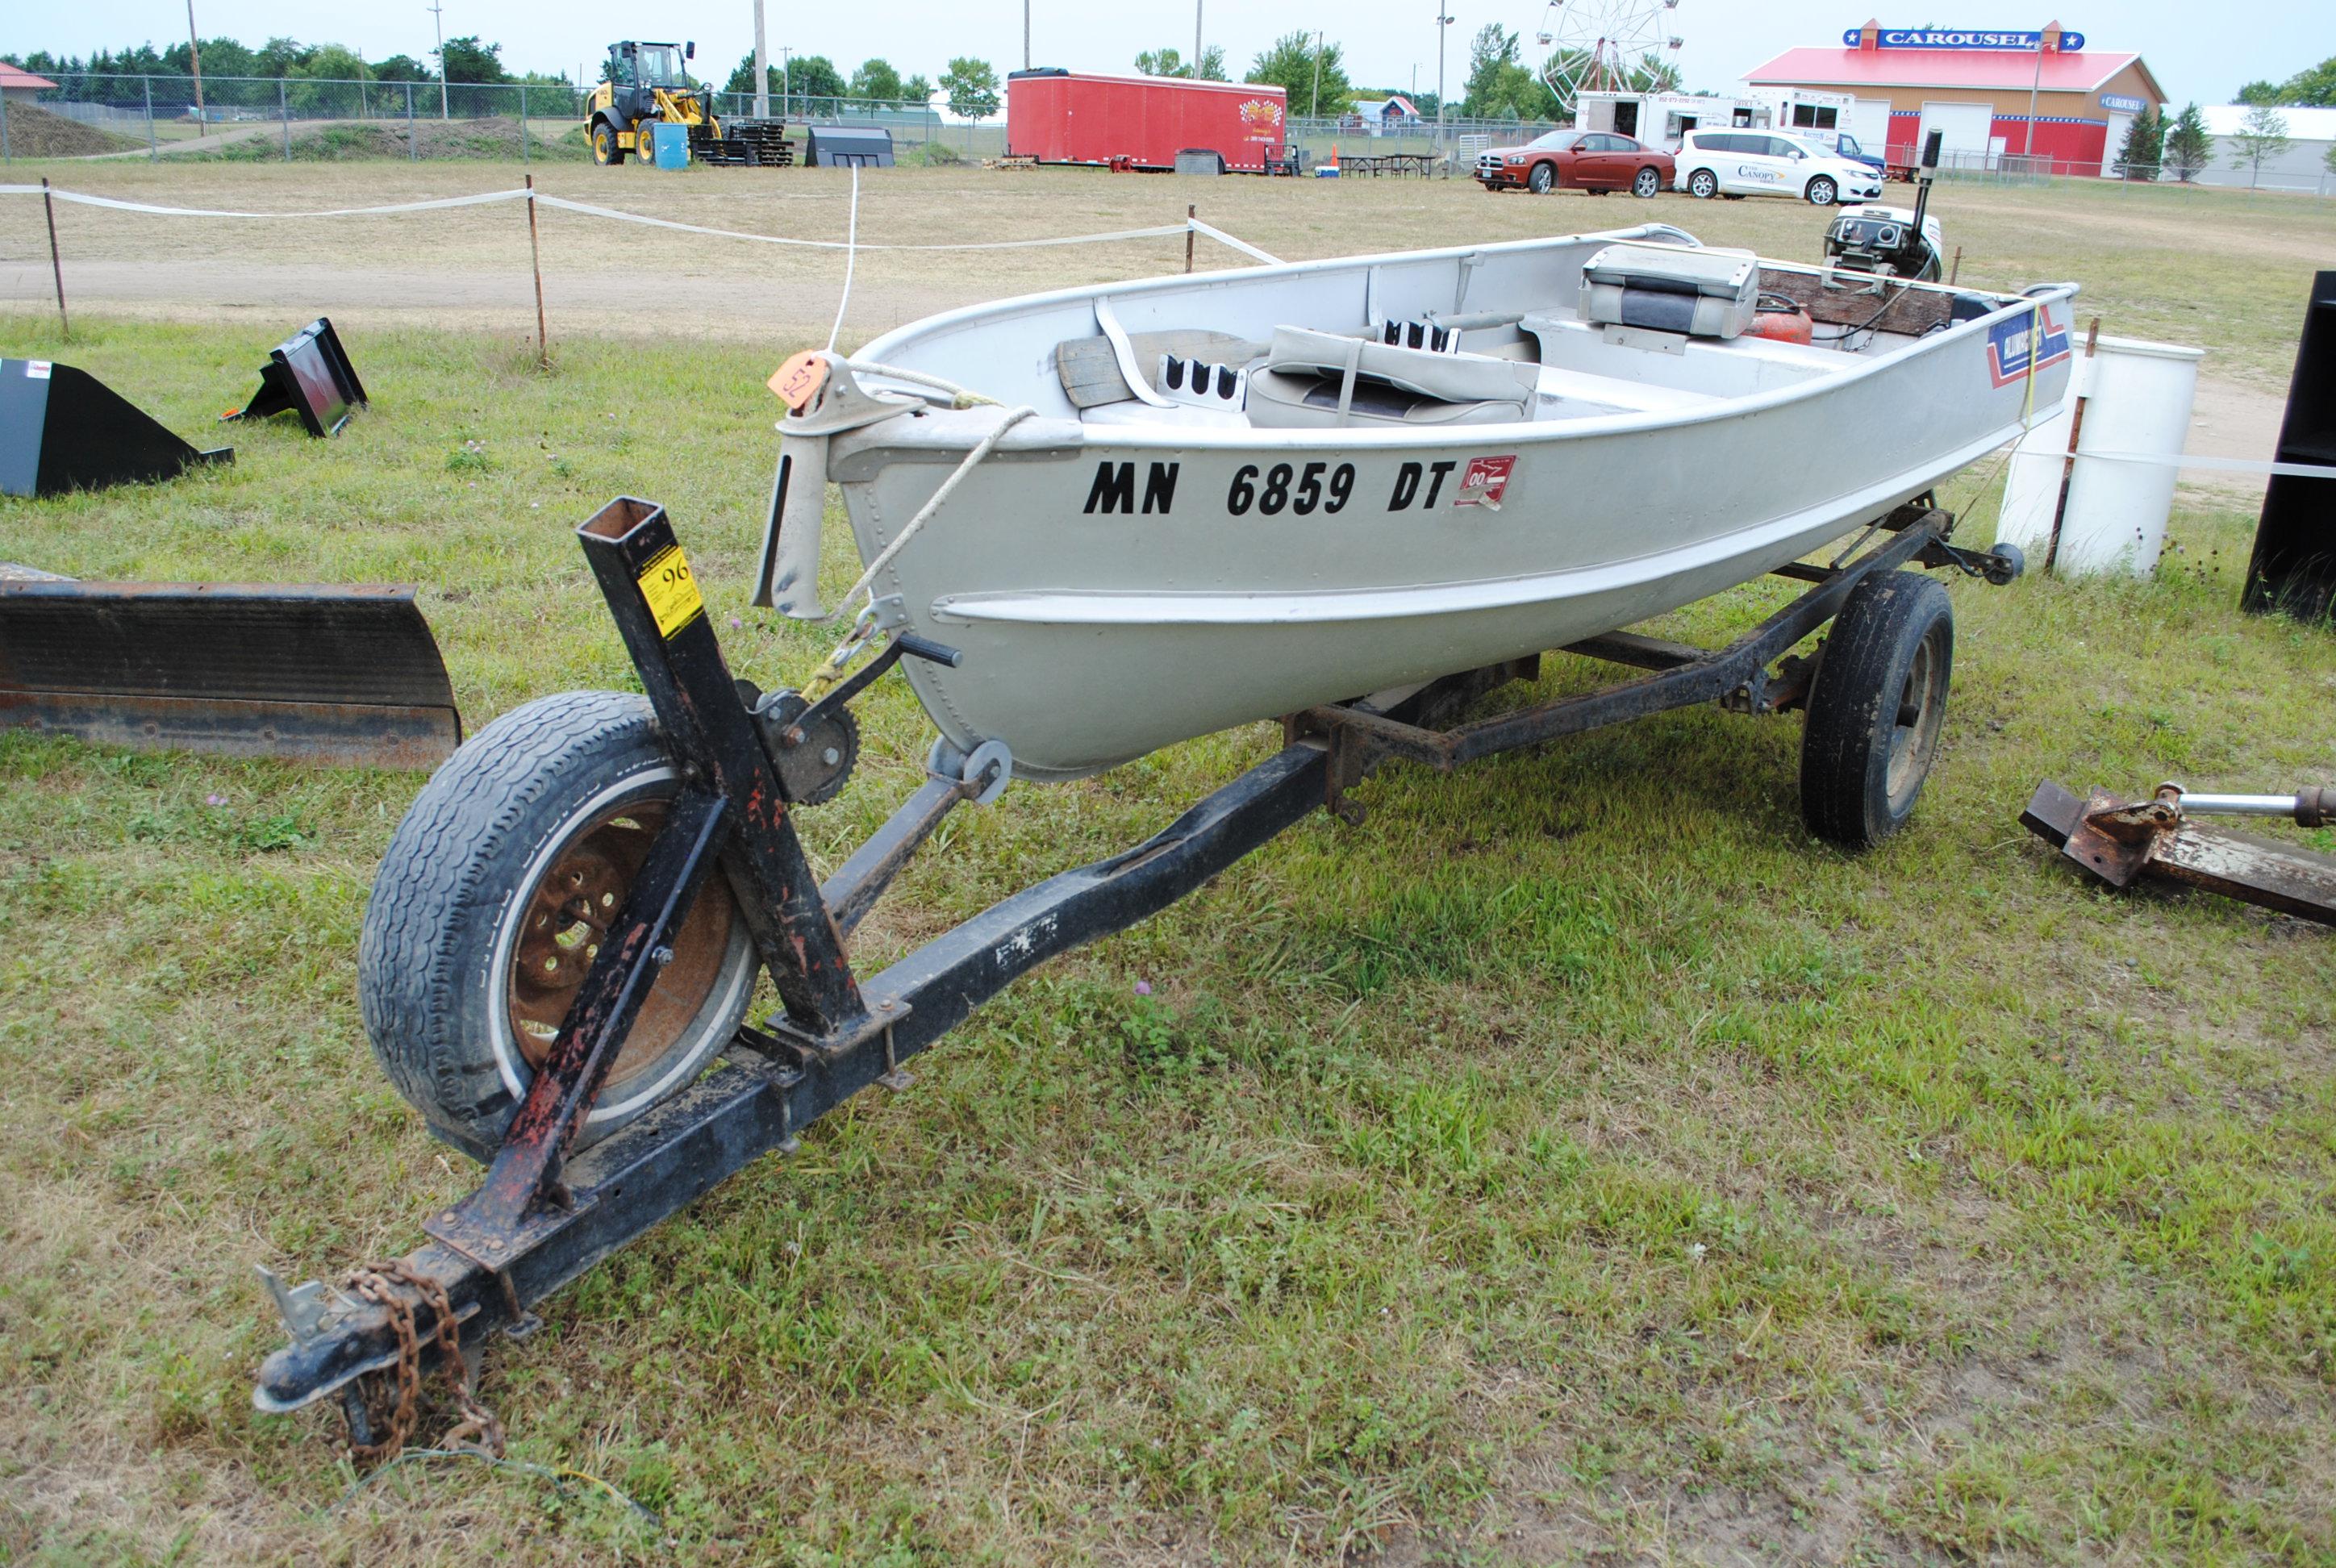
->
[1245,325,1540,428]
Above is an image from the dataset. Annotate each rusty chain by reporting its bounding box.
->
[341,1260,506,1465]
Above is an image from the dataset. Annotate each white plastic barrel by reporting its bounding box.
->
[1997,335,2205,577]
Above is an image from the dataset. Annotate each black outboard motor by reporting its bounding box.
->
[1823,130,1946,283]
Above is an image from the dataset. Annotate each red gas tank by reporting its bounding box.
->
[1746,295,1814,346]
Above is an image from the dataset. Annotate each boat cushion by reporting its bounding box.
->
[1579,244,1759,340]
[1245,325,1538,428]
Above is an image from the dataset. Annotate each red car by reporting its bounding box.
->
[1475,131,1674,197]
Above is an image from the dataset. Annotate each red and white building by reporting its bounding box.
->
[1,63,58,106]
[1746,21,2166,177]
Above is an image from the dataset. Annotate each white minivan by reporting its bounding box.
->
[1672,129,1884,206]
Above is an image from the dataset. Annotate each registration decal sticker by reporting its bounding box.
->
[1454,454,1516,509]
[1987,304,2071,388]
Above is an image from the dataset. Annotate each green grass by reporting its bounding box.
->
[0,313,2331,1566]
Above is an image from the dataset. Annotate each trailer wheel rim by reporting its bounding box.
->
[1884,624,1948,807]
[503,793,740,1098]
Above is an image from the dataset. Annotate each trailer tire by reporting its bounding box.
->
[1798,572,1954,850]
[358,690,758,1163]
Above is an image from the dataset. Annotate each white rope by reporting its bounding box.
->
[0,183,1273,259]
[827,164,859,355]
[6,186,530,219]
[829,405,1039,617]
[841,359,996,407]
[532,194,1190,252]
[2070,450,2336,481]
[1188,219,1283,265]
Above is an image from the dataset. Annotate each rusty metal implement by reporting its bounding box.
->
[0,580,461,769]
[2021,779,2336,927]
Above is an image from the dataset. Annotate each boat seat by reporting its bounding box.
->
[1246,324,1538,429]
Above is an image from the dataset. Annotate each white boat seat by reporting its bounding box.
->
[1246,324,1538,429]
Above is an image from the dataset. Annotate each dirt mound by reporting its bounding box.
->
[208,115,590,163]
[1,103,140,157]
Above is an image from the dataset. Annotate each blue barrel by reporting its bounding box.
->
[652,122,690,169]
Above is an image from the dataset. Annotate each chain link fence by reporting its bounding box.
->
[0,73,1015,164]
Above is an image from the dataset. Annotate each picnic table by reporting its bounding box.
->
[1334,152,1439,178]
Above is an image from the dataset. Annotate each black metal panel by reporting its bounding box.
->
[2245,270,2336,624]
[227,318,369,438]
[0,358,230,498]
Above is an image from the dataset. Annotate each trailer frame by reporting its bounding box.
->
[254,492,2015,1449]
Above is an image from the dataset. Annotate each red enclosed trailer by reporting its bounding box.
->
[1006,69,1287,173]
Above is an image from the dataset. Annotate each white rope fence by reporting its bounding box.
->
[0,181,1269,255]
[2,177,1285,357]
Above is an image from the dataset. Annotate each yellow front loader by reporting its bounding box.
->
[585,41,794,167]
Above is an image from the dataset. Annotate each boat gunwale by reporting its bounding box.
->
[844,225,2079,456]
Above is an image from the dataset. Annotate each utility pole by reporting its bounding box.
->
[1024,0,1031,72]
[429,0,448,119]
[753,0,770,117]
[1311,31,1324,117]
[780,48,792,119]
[186,2,206,123]
[1194,0,1203,79]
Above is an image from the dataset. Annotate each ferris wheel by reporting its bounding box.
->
[1533,0,1684,113]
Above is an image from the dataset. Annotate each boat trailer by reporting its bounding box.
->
[254,493,2019,1451]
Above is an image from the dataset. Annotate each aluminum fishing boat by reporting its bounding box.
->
[757,221,2077,781]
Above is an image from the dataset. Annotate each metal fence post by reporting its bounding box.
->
[519,83,529,164]
[279,78,291,160]
[407,82,417,160]
[144,77,157,160]
[40,178,69,338]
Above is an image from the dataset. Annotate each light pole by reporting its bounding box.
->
[428,0,448,119]
[2022,29,2045,165]
[1195,1,1203,79]
[780,48,792,119]
[1024,0,1031,72]
[1436,5,1456,148]
[1311,31,1324,117]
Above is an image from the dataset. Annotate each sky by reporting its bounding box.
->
[12,2,2334,108]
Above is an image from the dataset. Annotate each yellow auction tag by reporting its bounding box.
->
[769,350,829,411]
[636,544,704,639]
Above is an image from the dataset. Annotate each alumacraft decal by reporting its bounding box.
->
[1987,305,2072,389]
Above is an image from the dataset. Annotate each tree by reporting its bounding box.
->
[850,58,903,102]
[2162,103,2211,181]
[371,53,436,84]
[2236,56,2336,106]
[1246,31,1353,117]
[1460,26,1541,119]
[2113,104,2163,180]
[902,73,932,104]
[2326,140,2336,180]
[2229,103,2292,185]
[1135,45,1227,81]
[941,57,999,121]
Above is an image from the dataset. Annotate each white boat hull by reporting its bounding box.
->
[824,227,2075,780]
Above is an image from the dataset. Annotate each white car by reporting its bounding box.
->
[1672,129,1884,206]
